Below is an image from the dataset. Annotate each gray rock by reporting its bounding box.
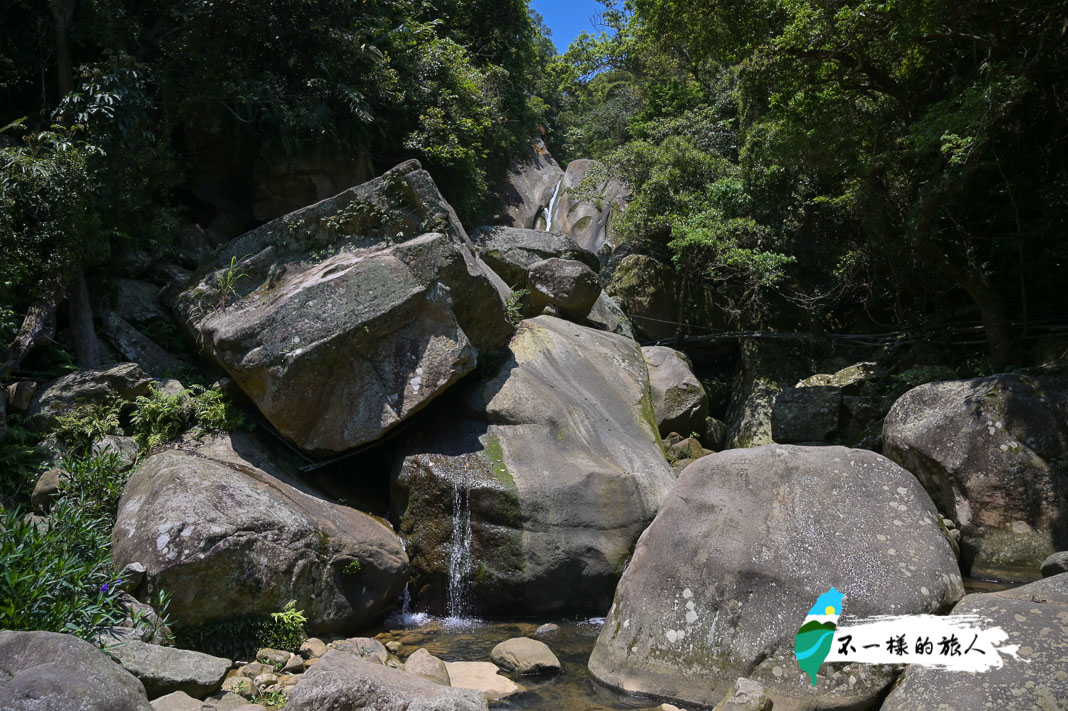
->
[287,650,488,711]
[252,151,375,223]
[31,467,67,514]
[92,434,142,471]
[544,158,629,255]
[796,362,879,392]
[1040,551,1068,577]
[108,639,230,699]
[299,638,328,660]
[100,311,185,378]
[114,279,169,325]
[331,637,388,664]
[150,690,207,710]
[6,380,37,413]
[112,433,409,634]
[711,678,772,711]
[588,445,964,711]
[489,637,561,675]
[405,648,451,686]
[527,257,601,319]
[176,161,512,456]
[643,346,709,438]
[533,623,559,638]
[771,386,842,443]
[202,690,250,710]
[444,662,523,702]
[702,416,728,451]
[881,574,1068,711]
[883,373,1068,580]
[605,254,679,341]
[392,316,675,615]
[470,225,598,287]
[492,137,564,230]
[28,362,154,428]
[0,630,152,710]
[256,648,290,668]
[585,292,635,339]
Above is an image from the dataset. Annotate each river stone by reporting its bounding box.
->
[1041,551,1068,577]
[883,373,1068,580]
[28,362,153,428]
[150,690,207,711]
[108,640,229,698]
[771,386,842,444]
[470,225,598,287]
[331,637,389,664]
[527,257,601,319]
[494,137,564,230]
[405,648,451,686]
[287,650,487,711]
[6,380,37,413]
[176,160,511,456]
[711,678,772,711]
[112,433,408,634]
[881,574,1068,711]
[588,445,964,710]
[642,346,708,438]
[0,630,153,710]
[444,662,523,702]
[489,637,561,675]
[392,316,675,615]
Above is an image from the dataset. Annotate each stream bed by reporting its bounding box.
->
[373,615,659,711]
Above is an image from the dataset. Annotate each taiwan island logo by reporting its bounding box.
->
[794,587,1023,686]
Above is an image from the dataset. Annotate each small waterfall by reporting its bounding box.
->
[446,477,474,620]
[542,178,563,232]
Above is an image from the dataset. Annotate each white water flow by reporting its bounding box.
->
[542,178,563,232]
[446,477,474,620]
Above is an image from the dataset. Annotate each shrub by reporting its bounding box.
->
[58,452,128,525]
[0,413,45,501]
[52,400,123,455]
[174,601,308,660]
[130,384,246,450]
[0,499,127,640]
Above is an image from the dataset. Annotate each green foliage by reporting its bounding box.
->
[505,288,529,326]
[341,559,362,576]
[218,256,249,307]
[130,384,245,450]
[175,601,307,660]
[0,499,127,641]
[52,400,123,455]
[0,413,45,501]
[58,453,128,526]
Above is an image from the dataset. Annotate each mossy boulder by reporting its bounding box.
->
[392,316,675,616]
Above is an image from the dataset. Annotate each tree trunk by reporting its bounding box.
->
[67,264,100,368]
[50,0,76,98]
[0,299,59,379]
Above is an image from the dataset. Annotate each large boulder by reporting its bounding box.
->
[881,574,1068,711]
[544,159,629,255]
[642,346,709,438]
[112,433,408,634]
[771,386,842,444]
[492,138,564,231]
[526,257,601,319]
[113,279,169,325]
[27,362,153,427]
[0,630,153,710]
[883,373,1068,580]
[287,650,488,711]
[176,160,512,456]
[470,225,599,288]
[588,445,964,710]
[392,316,675,616]
[586,292,635,340]
[100,311,184,378]
[107,640,230,699]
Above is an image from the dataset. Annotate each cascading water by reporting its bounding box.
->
[541,178,563,232]
[446,476,474,621]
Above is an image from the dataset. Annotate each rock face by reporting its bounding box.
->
[771,386,842,443]
[493,138,564,230]
[392,316,675,615]
[177,160,512,456]
[588,445,964,711]
[470,226,599,288]
[100,311,184,378]
[489,637,561,675]
[28,362,153,427]
[642,346,709,438]
[287,650,488,711]
[1041,551,1068,577]
[405,648,451,686]
[112,433,408,634]
[544,158,629,255]
[883,373,1068,579]
[606,254,679,341]
[107,640,230,699]
[881,574,1068,711]
[527,258,601,319]
[0,630,153,710]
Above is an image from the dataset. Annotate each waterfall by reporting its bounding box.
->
[446,477,474,620]
[542,178,563,232]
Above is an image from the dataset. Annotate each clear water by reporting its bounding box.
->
[374,615,660,710]
[542,179,563,233]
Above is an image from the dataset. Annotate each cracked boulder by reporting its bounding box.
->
[176,161,512,456]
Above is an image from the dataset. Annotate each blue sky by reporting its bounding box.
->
[531,0,606,53]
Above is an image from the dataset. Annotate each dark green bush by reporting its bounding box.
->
[175,601,308,660]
